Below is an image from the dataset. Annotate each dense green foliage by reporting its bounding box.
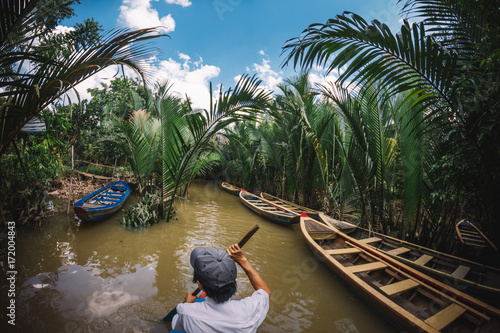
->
[0,0,163,228]
[0,0,164,158]
[160,75,271,220]
[121,191,163,228]
[276,0,500,248]
[2,0,498,254]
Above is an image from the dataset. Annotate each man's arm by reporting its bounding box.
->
[226,244,271,296]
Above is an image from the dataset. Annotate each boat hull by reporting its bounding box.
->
[456,219,497,251]
[73,180,130,222]
[300,216,499,332]
[220,182,241,196]
[259,192,320,216]
[239,190,298,224]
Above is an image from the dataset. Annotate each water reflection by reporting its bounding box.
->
[10,180,396,333]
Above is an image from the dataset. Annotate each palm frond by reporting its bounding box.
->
[1,3,165,157]
[101,110,160,193]
[161,74,271,219]
[282,13,459,111]
[398,0,489,55]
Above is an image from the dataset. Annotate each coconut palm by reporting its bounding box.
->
[0,0,165,157]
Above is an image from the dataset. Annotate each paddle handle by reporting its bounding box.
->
[191,224,260,296]
[238,224,260,248]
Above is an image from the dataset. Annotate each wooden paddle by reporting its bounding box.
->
[162,224,260,322]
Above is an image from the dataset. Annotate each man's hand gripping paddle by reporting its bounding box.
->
[162,224,260,322]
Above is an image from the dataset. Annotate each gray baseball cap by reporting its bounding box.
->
[190,247,237,290]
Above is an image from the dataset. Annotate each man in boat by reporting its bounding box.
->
[171,244,271,332]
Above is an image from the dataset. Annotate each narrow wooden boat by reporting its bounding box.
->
[320,215,500,307]
[239,190,299,224]
[300,215,499,332]
[456,219,497,251]
[259,192,320,216]
[220,182,241,196]
[73,180,130,221]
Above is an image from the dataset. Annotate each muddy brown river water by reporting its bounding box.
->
[6,181,397,332]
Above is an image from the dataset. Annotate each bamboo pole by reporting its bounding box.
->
[67,145,74,214]
[67,104,74,215]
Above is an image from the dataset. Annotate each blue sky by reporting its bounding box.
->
[62,0,404,108]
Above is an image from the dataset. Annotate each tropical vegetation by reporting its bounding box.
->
[1,0,498,254]
[277,0,500,249]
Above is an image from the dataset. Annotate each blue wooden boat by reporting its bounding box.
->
[73,180,130,221]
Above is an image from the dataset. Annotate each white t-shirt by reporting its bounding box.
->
[172,289,269,333]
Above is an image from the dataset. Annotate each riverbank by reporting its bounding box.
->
[47,172,136,214]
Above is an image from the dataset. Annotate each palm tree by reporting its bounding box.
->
[278,74,328,204]
[102,110,161,194]
[282,0,500,244]
[161,75,271,220]
[0,0,165,157]
[321,83,399,231]
[220,122,261,190]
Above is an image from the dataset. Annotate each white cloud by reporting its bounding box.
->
[164,0,191,6]
[250,58,283,94]
[60,53,220,110]
[143,54,221,109]
[308,71,339,90]
[118,0,175,32]
[178,53,190,62]
[259,50,265,56]
[62,66,132,103]
[53,25,75,34]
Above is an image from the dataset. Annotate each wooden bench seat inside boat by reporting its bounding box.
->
[359,237,382,244]
[97,197,120,201]
[326,248,362,255]
[380,279,419,296]
[347,261,387,274]
[451,265,471,279]
[414,254,433,266]
[386,247,411,256]
[424,303,466,331]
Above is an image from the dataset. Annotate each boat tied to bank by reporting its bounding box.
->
[73,180,130,221]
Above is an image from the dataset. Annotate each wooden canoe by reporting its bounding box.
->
[456,219,497,251]
[331,217,500,307]
[259,192,320,216]
[239,190,299,224]
[73,180,130,221]
[220,182,241,196]
[300,215,499,332]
